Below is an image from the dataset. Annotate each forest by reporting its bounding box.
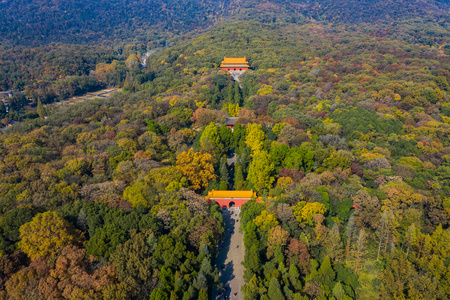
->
[0,1,449,299]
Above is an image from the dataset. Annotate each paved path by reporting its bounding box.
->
[214,208,245,300]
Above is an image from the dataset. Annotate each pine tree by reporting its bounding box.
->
[332,282,347,300]
[317,256,335,289]
[37,98,45,118]
[220,156,229,183]
[327,223,344,263]
[345,215,355,259]
[226,84,234,100]
[268,277,285,300]
[234,163,244,190]
[198,289,208,300]
[350,229,367,273]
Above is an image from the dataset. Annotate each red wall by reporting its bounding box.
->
[209,198,251,208]
[221,67,248,71]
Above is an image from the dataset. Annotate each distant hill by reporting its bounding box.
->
[1,0,450,46]
[307,0,450,23]
[0,0,232,46]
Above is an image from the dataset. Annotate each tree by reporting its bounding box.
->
[125,54,140,69]
[219,156,229,188]
[326,223,344,263]
[176,148,217,190]
[110,230,153,290]
[36,99,45,118]
[0,206,38,244]
[269,142,290,171]
[284,146,314,172]
[381,181,423,214]
[36,245,116,299]
[219,125,233,153]
[245,123,265,154]
[18,211,84,260]
[267,225,290,258]
[323,150,353,170]
[253,211,279,234]
[200,122,221,149]
[234,163,246,190]
[350,229,367,273]
[292,201,327,226]
[287,238,311,275]
[332,282,347,300]
[317,256,336,292]
[247,150,275,192]
[268,277,285,300]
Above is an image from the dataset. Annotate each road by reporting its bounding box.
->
[214,207,245,300]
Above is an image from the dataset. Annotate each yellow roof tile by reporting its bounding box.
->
[206,190,256,199]
[221,57,248,64]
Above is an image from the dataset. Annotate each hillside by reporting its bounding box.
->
[2,0,450,46]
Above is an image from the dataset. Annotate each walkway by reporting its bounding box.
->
[214,207,245,300]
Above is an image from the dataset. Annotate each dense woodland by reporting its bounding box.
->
[2,0,450,46]
[0,1,450,299]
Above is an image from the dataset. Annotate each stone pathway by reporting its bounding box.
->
[214,207,245,300]
[227,70,246,82]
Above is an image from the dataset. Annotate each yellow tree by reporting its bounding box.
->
[292,201,327,226]
[381,181,423,214]
[267,225,290,258]
[245,123,265,154]
[254,210,279,234]
[176,148,217,190]
[18,211,84,260]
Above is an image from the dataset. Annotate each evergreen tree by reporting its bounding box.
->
[220,156,229,183]
[350,229,367,273]
[288,264,302,291]
[332,282,347,300]
[37,98,45,118]
[268,277,285,300]
[220,156,229,190]
[0,102,6,117]
[219,125,233,153]
[226,84,234,100]
[198,289,208,300]
[317,256,336,292]
[327,223,344,263]
[234,163,245,190]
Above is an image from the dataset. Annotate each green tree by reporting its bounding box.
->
[269,141,290,171]
[219,125,233,153]
[234,163,246,190]
[268,277,285,300]
[36,98,45,118]
[284,145,314,172]
[200,122,221,149]
[110,230,152,291]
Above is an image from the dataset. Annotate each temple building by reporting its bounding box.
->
[206,190,258,208]
[225,117,238,131]
[220,57,249,71]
